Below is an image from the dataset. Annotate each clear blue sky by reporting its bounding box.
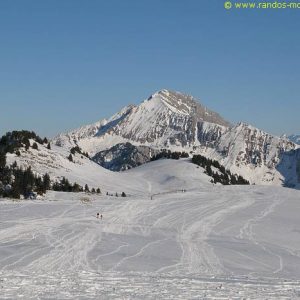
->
[0,0,299,137]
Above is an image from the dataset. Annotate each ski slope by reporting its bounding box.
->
[1,160,300,299]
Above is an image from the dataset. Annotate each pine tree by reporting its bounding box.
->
[121,192,126,197]
[36,176,45,195]
[231,175,237,185]
[0,181,4,196]
[68,154,73,162]
[96,188,101,194]
[72,182,82,192]
[84,184,90,193]
[47,143,51,150]
[0,152,6,169]
[11,184,21,199]
[206,165,213,176]
[32,142,38,150]
[43,173,51,191]
[91,188,96,193]
[24,140,30,151]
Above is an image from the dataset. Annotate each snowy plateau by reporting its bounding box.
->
[1,89,300,299]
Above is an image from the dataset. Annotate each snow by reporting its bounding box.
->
[51,89,229,155]
[53,104,135,151]
[289,134,300,145]
[49,90,300,188]
[203,123,299,187]
[1,159,300,298]
[5,143,147,195]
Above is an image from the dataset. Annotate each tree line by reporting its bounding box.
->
[192,154,250,185]
[0,156,102,199]
[52,177,100,194]
[151,150,189,161]
[0,130,50,154]
[0,130,51,198]
[0,161,51,199]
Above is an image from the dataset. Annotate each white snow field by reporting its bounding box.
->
[1,160,300,299]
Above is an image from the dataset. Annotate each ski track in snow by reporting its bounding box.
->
[237,193,285,275]
[1,160,300,299]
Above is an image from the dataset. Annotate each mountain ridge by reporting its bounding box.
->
[53,89,230,152]
[288,134,300,145]
[48,89,300,188]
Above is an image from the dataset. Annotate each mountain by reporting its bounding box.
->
[205,123,298,186]
[288,134,300,145]
[53,89,230,154]
[53,89,300,188]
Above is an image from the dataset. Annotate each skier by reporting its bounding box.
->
[97,212,100,219]
[100,214,103,220]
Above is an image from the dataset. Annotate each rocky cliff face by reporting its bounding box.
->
[204,123,299,186]
[110,90,230,147]
[92,143,160,171]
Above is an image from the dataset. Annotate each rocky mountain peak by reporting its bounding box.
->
[145,89,231,127]
[53,89,232,153]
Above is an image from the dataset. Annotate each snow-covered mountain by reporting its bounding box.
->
[204,123,299,186]
[288,134,300,145]
[53,89,300,188]
[53,89,230,153]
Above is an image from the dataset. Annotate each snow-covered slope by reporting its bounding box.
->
[54,104,135,151]
[204,123,300,187]
[1,159,300,298]
[5,141,147,195]
[124,158,213,194]
[109,90,230,147]
[5,140,218,196]
[288,134,300,145]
